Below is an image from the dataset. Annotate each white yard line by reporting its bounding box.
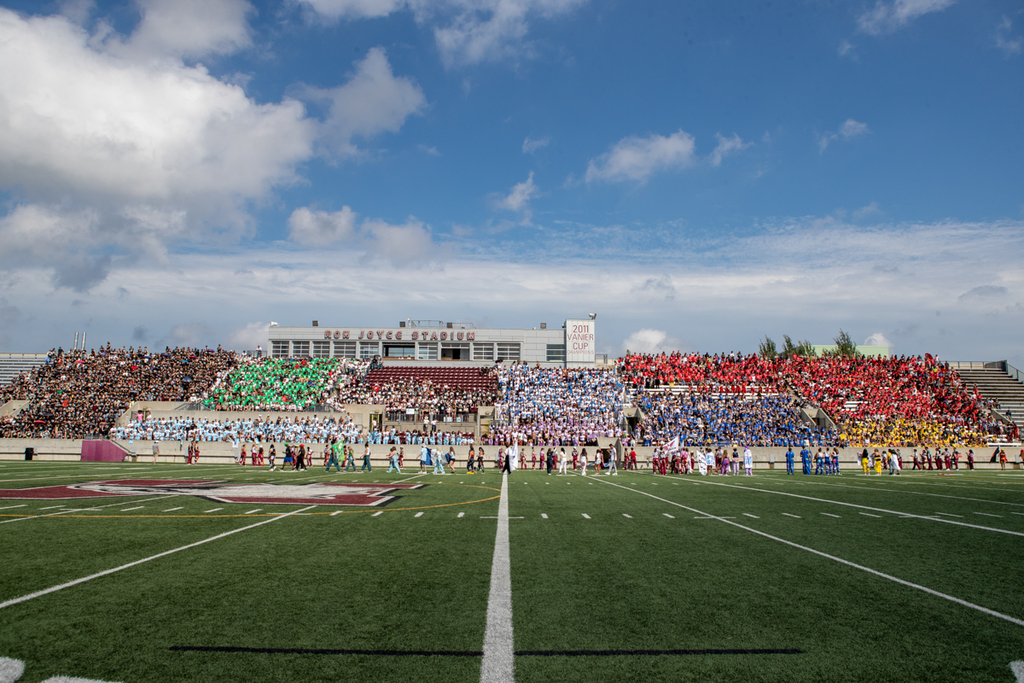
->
[0,504,27,511]
[480,473,513,683]
[394,473,428,484]
[372,511,384,517]
[859,512,881,518]
[0,495,181,525]
[668,476,1024,538]
[782,513,802,519]
[244,509,262,515]
[663,513,674,519]
[821,513,841,518]
[743,513,760,519]
[414,512,424,518]
[203,508,223,514]
[596,478,1024,629]
[119,506,144,512]
[163,507,183,512]
[785,478,1024,508]
[0,505,316,611]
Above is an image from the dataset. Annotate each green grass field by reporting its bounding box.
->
[1,460,1023,682]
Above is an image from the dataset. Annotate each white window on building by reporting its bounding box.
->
[292,341,310,357]
[359,341,380,359]
[472,342,495,361]
[333,341,356,358]
[417,343,438,361]
[496,342,520,361]
[271,340,289,358]
[312,341,330,358]
[546,344,566,362]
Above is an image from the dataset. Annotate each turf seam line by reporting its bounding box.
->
[596,478,1024,630]
[666,476,1024,538]
[480,472,513,683]
[0,504,317,611]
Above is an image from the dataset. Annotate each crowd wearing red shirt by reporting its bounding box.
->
[619,352,995,447]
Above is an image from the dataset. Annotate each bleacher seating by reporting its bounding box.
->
[0,353,49,386]
[365,367,498,392]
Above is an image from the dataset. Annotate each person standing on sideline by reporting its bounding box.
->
[501,446,512,475]
[579,448,589,476]
[361,444,372,472]
[152,441,160,465]
[558,447,568,475]
[785,446,795,475]
[232,437,241,465]
[433,447,446,474]
[967,449,975,470]
[605,449,618,475]
[743,446,753,476]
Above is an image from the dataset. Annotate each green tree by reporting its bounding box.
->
[758,336,777,359]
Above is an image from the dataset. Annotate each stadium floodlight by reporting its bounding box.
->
[588,313,597,320]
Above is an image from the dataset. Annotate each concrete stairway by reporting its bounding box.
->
[956,365,1024,432]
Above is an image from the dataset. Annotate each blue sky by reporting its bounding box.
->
[0,0,1021,362]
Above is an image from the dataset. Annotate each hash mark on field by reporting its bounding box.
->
[1012,512,1024,517]
[782,513,801,518]
[457,512,465,518]
[203,508,223,513]
[245,509,262,515]
[975,512,1003,518]
[935,512,963,517]
[743,513,759,519]
[0,505,26,511]
[414,512,424,518]
[541,513,548,519]
[663,513,675,519]
[120,506,145,512]
[372,511,384,517]
[39,505,65,510]
[820,513,841,518]
[859,512,881,518]
[623,514,633,518]
[163,507,182,512]
[582,513,591,519]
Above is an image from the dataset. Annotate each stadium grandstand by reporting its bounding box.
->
[0,322,1021,459]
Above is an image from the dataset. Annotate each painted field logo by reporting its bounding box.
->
[0,480,425,507]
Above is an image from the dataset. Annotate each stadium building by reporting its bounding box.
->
[265,317,601,367]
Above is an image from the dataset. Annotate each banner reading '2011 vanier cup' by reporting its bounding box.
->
[565,319,596,364]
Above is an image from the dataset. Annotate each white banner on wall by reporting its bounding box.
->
[564,319,596,364]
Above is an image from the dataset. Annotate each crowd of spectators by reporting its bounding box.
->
[0,345,236,439]
[487,363,624,446]
[327,375,499,422]
[111,413,361,444]
[635,393,838,447]
[619,352,991,447]
[203,357,366,411]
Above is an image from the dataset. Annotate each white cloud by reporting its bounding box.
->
[853,201,881,219]
[301,47,426,157]
[418,144,442,156]
[995,17,1023,57]
[301,0,588,67]
[300,0,404,20]
[287,206,445,266]
[493,171,539,224]
[522,135,551,154]
[287,206,358,246]
[838,39,856,58]
[622,329,684,354]
[819,119,870,152]
[708,133,750,167]
[2,217,1023,361]
[120,0,254,59]
[863,332,892,348]
[226,321,269,351]
[585,130,696,184]
[857,0,955,36]
[361,217,442,265]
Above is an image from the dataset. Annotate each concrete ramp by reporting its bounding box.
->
[81,440,128,462]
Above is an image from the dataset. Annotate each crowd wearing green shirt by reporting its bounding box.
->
[204,358,342,410]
